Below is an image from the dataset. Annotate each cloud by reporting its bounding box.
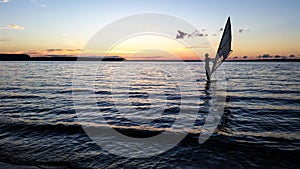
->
[238,29,250,34]
[45,55,75,57]
[45,49,82,53]
[31,0,47,8]
[47,49,63,52]
[1,0,10,3]
[8,24,25,30]
[25,51,40,55]
[176,30,209,39]
[0,24,25,30]
[129,56,164,59]
[46,48,82,52]
[1,0,47,7]
[66,49,81,52]
[0,38,11,41]
[11,48,82,57]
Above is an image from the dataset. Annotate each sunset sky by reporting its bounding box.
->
[1,0,300,60]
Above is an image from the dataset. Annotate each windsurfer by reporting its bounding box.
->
[205,53,213,82]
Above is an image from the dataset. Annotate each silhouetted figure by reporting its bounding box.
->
[205,53,213,82]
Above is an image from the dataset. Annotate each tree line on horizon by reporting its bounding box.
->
[230,54,297,60]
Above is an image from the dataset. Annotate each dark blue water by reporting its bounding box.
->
[0,61,299,168]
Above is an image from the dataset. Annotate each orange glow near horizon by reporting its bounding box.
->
[1,1,300,61]
[1,34,299,60]
[102,35,212,60]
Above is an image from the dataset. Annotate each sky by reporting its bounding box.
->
[1,0,300,60]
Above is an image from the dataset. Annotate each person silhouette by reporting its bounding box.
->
[204,53,213,82]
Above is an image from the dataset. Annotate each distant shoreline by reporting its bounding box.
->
[0,54,299,62]
[125,59,300,62]
[0,54,125,61]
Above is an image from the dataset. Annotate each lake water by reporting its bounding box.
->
[0,61,299,168]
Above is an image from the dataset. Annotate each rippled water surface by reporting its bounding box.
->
[0,61,300,168]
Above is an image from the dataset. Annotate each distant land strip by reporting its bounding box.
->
[0,54,125,61]
[125,59,300,62]
[0,54,299,62]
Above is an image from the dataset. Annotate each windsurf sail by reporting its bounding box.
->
[210,17,232,74]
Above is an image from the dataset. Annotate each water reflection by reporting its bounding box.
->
[0,62,299,168]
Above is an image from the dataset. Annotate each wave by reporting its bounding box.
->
[0,119,84,135]
[1,116,299,145]
[0,95,45,100]
[217,130,300,141]
[227,95,299,105]
[227,89,300,95]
